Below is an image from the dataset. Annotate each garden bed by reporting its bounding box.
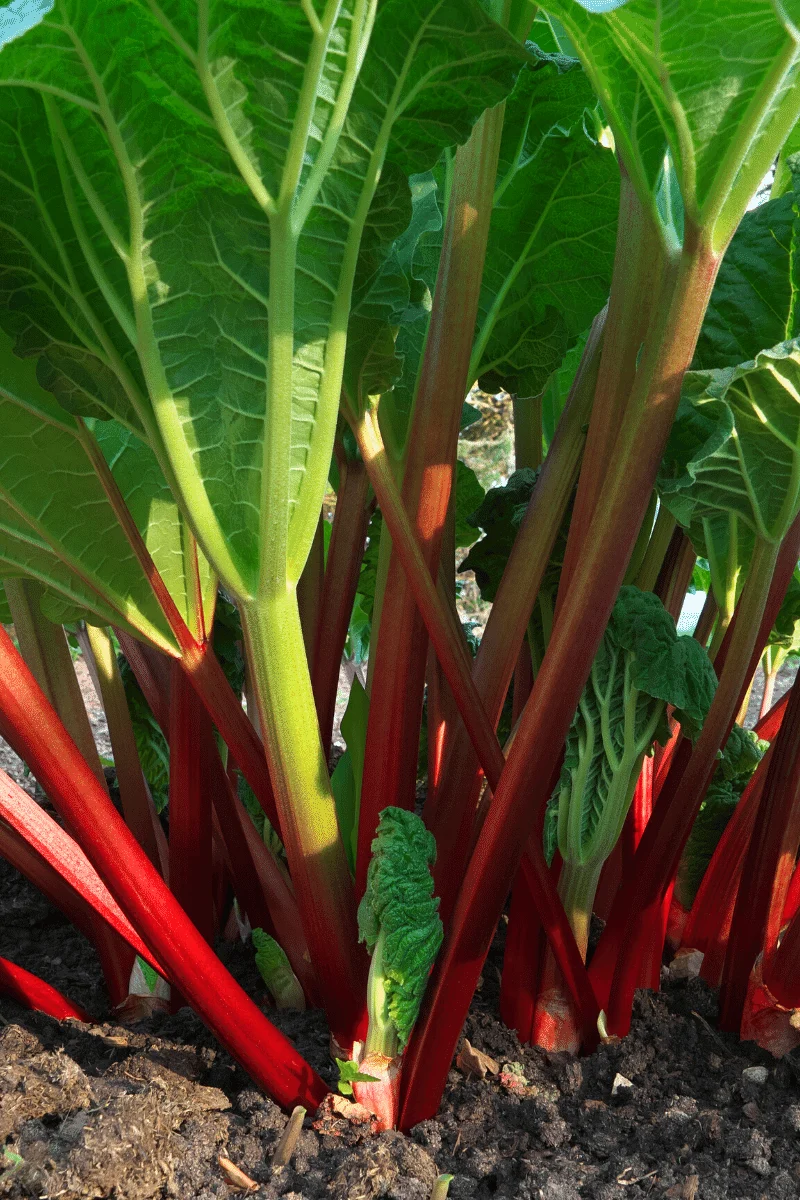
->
[1,856,798,1200]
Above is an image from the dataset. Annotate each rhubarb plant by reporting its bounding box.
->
[3,0,800,1139]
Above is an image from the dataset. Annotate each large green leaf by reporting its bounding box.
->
[470,49,619,399]
[0,333,180,651]
[0,0,525,600]
[659,342,800,561]
[540,0,800,245]
[694,172,800,370]
[377,48,618,459]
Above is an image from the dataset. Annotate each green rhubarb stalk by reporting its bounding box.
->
[633,504,676,594]
[241,590,363,1045]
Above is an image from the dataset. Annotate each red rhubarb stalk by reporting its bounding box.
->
[719,673,800,1031]
[351,405,596,1034]
[168,661,214,945]
[399,243,721,1130]
[313,450,370,756]
[0,767,160,970]
[680,745,773,981]
[0,625,327,1111]
[355,104,506,895]
[0,956,92,1023]
[426,308,607,910]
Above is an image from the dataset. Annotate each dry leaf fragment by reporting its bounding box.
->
[665,1174,699,1199]
[218,1155,258,1192]
[312,1092,378,1134]
[456,1039,499,1080]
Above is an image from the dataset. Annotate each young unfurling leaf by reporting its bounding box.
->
[358,807,443,1055]
[552,587,717,955]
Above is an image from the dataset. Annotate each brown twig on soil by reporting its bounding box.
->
[271,1104,307,1168]
[218,1155,258,1192]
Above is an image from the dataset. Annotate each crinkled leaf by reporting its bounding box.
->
[678,723,767,905]
[609,588,718,739]
[555,587,716,866]
[540,0,800,241]
[659,341,800,555]
[460,468,567,604]
[357,807,442,1049]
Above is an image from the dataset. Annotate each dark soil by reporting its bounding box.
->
[2,858,800,1200]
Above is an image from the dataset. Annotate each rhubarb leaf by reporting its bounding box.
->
[336,1059,379,1096]
[555,587,716,868]
[0,0,525,598]
[540,0,800,241]
[471,49,619,399]
[677,724,768,905]
[358,807,442,1049]
[460,469,567,605]
[454,462,485,550]
[659,341,800,555]
[0,333,180,653]
[694,174,800,370]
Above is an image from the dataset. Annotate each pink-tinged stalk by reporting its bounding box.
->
[0,625,328,1111]
[204,738,320,1005]
[720,672,800,1031]
[0,956,92,1023]
[118,634,316,1001]
[168,662,215,945]
[351,405,596,1037]
[593,539,781,1033]
[399,243,721,1129]
[83,623,168,878]
[654,530,696,622]
[356,104,506,897]
[313,452,370,756]
[425,309,606,913]
[556,178,664,594]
